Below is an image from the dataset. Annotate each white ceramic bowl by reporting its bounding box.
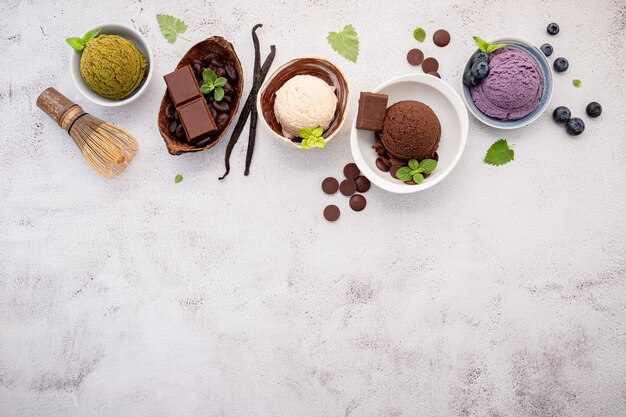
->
[70,22,153,107]
[350,74,469,194]
[257,57,350,149]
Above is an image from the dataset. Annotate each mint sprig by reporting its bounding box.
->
[65,28,101,51]
[299,126,326,150]
[473,36,507,54]
[395,158,438,183]
[200,70,227,101]
[327,24,359,63]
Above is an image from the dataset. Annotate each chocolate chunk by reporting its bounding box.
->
[390,165,400,179]
[163,65,202,106]
[376,157,390,172]
[340,179,357,196]
[407,48,424,66]
[356,92,388,132]
[422,57,439,73]
[322,177,339,195]
[349,195,367,212]
[355,176,371,193]
[324,205,340,222]
[343,163,360,179]
[433,29,451,47]
[177,97,218,144]
[427,71,441,78]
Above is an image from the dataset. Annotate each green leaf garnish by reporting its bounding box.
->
[200,70,228,101]
[65,28,101,51]
[413,27,426,42]
[484,139,514,166]
[174,174,183,183]
[573,79,582,88]
[473,36,507,54]
[156,14,190,44]
[299,125,327,150]
[395,158,438,183]
[327,24,359,63]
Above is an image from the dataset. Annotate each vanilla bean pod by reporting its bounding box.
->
[219,24,275,180]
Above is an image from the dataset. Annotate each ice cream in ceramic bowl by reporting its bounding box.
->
[257,57,349,149]
[461,38,552,129]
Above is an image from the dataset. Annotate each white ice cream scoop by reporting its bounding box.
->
[273,75,338,139]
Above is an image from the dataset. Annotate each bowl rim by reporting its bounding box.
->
[256,55,350,149]
[350,73,469,194]
[461,37,553,129]
[69,22,154,107]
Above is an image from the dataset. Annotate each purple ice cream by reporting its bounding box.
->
[470,48,543,120]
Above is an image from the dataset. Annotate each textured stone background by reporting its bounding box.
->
[1,0,625,416]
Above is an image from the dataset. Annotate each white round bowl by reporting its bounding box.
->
[70,22,153,107]
[350,74,469,194]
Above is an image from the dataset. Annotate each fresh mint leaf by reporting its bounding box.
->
[408,159,419,170]
[65,37,85,51]
[214,77,227,88]
[573,79,582,88]
[413,28,426,42]
[157,14,190,44]
[484,139,514,166]
[473,36,507,54]
[396,167,413,182]
[298,127,313,138]
[199,84,212,94]
[83,29,101,43]
[312,126,324,137]
[213,87,225,101]
[413,173,424,184]
[298,125,326,150]
[174,174,183,183]
[203,70,217,84]
[419,159,437,173]
[301,137,314,150]
[314,136,327,149]
[327,24,359,63]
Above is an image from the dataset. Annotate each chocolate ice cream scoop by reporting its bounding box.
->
[379,100,441,161]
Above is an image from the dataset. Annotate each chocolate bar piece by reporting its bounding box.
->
[177,97,218,144]
[164,65,201,106]
[356,92,389,132]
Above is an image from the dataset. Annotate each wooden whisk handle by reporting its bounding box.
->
[36,87,86,131]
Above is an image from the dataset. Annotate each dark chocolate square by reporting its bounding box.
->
[164,65,202,107]
[356,92,389,132]
[177,98,218,144]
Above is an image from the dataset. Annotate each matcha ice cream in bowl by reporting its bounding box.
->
[69,23,153,107]
[461,37,552,129]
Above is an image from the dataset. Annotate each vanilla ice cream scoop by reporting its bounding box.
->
[273,75,338,139]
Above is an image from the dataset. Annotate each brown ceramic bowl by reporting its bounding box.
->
[158,37,243,155]
[257,57,349,149]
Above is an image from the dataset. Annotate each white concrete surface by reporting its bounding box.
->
[1,0,625,416]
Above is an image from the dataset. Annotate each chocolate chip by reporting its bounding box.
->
[322,177,339,195]
[349,195,367,212]
[390,165,400,180]
[324,205,340,222]
[343,163,360,179]
[433,29,451,47]
[340,179,357,196]
[376,157,390,172]
[355,176,371,193]
[422,57,439,73]
[427,71,441,78]
[407,48,424,66]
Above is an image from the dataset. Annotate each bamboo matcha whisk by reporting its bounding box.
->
[36,87,138,178]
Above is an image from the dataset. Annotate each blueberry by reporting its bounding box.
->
[565,118,585,136]
[586,102,602,118]
[547,23,559,35]
[553,106,571,124]
[553,57,569,72]
[471,52,490,65]
[540,43,553,57]
[463,70,479,87]
[471,60,490,80]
